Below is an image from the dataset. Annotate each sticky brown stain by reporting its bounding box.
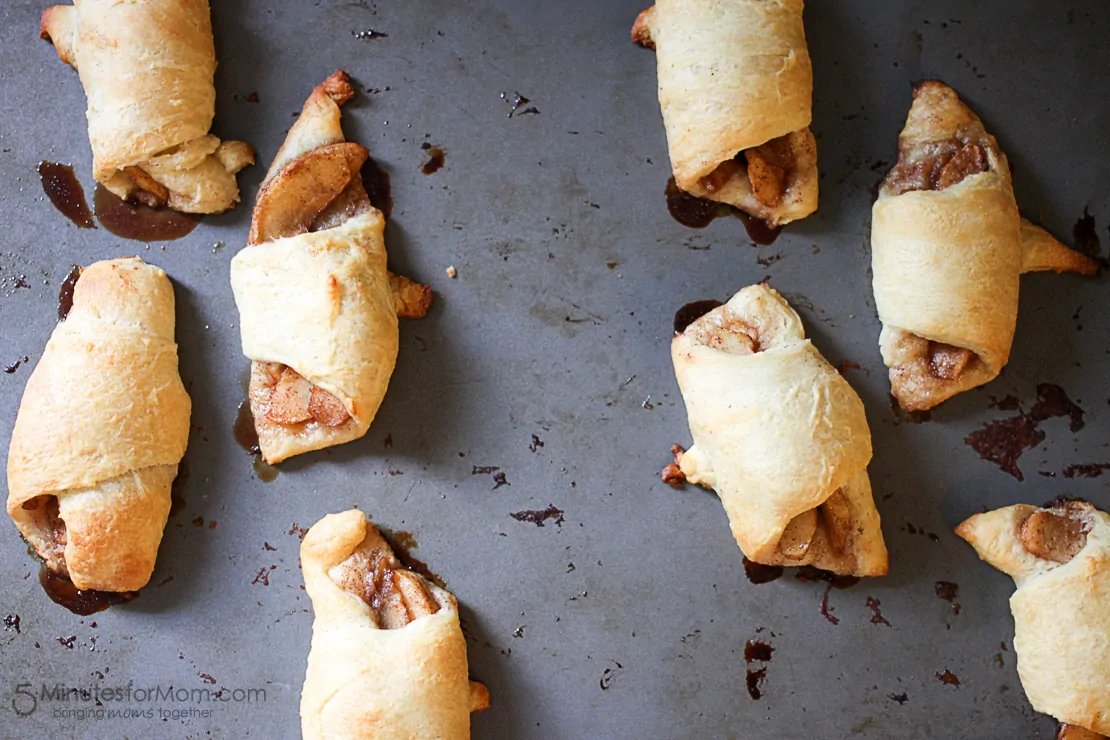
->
[421,144,445,175]
[965,384,1084,480]
[39,566,138,616]
[935,581,961,614]
[663,177,781,244]
[1072,208,1103,263]
[795,567,859,626]
[866,596,891,626]
[935,669,960,687]
[510,505,564,527]
[38,162,95,229]
[57,265,81,322]
[742,557,784,585]
[93,184,199,242]
[362,156,393,219]
[1062,463,1110,479]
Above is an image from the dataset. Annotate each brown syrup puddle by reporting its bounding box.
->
[38,162,95,229]
[742,557,784,585]
[254,459,278,483]
[93,184,199,242]
[744,641,774,663]
[674,299,723,334]
[233,401,279,482]
[744,639,774,700]
[378,527,445,588]
[664,177,781,245]
[57,265,81,321]
[665,178,718,228]
[1072,208,1105,266]
[420,143,445,175]
[362,156,393,219]
[745,667,767,700]
[935,581,960,614]
[964,384,1084,480]
[40,565,138,616]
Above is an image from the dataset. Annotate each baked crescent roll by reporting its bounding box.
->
[40,0,253,213]
[230,71,431,464]
[666,285,887,576]
[873,81,1098,411]
[633,0,818,227]
[301,510,489,740]
[956,500,1110,736]
[6,258,190,592]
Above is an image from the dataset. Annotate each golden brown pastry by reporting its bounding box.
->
[301,510,489,739]
[230,71,431,464]
[41,0,253,213]
[633,0,817,227]
[1059,724,1108,740]
[6,258,190,592]
[956,500,1110,736]
[873,81,1098,411]
[666,285,887,576]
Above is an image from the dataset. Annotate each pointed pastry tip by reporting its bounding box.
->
[320,70,355,107]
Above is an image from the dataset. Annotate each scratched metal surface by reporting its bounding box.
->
[0,1,1108,738]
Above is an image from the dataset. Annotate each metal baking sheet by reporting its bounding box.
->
[1,1,1108,737]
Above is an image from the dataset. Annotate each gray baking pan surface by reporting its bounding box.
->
[1,1,1108,738]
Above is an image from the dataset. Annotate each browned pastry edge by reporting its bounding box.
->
[661,444,687,489]
[631,7,655,49]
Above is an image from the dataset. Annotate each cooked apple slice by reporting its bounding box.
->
[1020,509,1088,564]
[266,367,313,424]
[311,178,373,233]
[820,489,852,553]
[308,386,349,427]
[329,523,442,630]
[394,569,440,621]
[123,165,169,207]
[248,142,369,246]
[779,509,818,560]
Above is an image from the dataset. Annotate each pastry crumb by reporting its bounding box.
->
[446,265,457,278]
